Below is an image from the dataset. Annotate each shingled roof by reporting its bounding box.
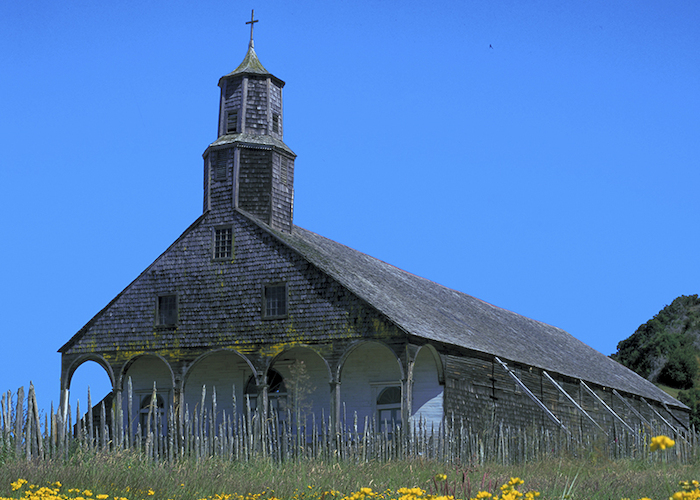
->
[254,213,685,410]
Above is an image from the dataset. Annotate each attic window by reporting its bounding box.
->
[157,294,177,326]
[263,283,287,319]
[226,110,238,134]
[214,227,233,260]
[272,113,280,133]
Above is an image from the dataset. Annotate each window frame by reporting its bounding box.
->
[213,226,233,261]
[156,294,178,327]
[136,392,169,438]
[372,383,402,434]
[226,109,239,134]
[262,282,288,319]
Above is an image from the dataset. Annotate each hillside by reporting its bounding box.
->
[612,294,700,426]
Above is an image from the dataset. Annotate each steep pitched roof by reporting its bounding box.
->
[261,216,684,409]
[219,44,285,87]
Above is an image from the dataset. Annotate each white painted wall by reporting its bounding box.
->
[340,342,402,431]
[269,346,331,426]
[411,347,443,430]
[183,350,253,425]
[121,355,173,435]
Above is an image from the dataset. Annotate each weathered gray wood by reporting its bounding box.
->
[15,387,24,457]
[495,357,570,435]
[613,389,651,428]
[580,380,633,433]
[642,397,683,437]
[542,371,607,435]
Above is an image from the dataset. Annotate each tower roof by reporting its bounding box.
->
[225,44,271,77]
[219,10,284,87]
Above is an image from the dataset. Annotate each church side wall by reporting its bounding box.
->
[442,352,688,436]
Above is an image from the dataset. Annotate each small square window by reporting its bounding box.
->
[226,110,238,134]
[214,227,233,260]
[157,294,177,326]
[263,283,287,318]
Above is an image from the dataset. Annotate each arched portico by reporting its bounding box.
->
[120,354,175,438]
[62,354,115,393]
[338,341,403,432]
[410,345,444,429]
[183,349,256,426]
[267,345,332,426]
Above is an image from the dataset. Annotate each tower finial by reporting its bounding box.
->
[246,9,258,49]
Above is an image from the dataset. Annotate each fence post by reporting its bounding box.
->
[15,387,24,458]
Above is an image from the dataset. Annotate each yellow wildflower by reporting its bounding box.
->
[650,435,675,451]
[97,495,109,499]
[11,479,27,491]
[148,489,156,496]
[435,474,447,481]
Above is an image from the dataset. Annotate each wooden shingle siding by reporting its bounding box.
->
[208,149,233,210]
[270,152,293,233]
[61,211,404,368]
[244,78,268,134]
[238,148,272,222]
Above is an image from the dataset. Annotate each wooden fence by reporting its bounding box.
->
[1,382,697,464]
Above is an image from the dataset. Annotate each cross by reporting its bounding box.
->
[246,9,258,47]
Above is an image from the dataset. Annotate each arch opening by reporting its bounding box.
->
[339,342,402,432]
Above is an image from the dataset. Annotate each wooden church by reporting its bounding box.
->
[59,16,689,439]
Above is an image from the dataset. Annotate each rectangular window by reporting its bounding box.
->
[226,110,238,134]
[272,113,279,133]
[214,227,233,260]
[157,294,177,326]
[280,157,288,185]
[263,283,287,318]
[211,150,227,182]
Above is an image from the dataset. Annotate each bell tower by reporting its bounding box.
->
[203,11,296,233]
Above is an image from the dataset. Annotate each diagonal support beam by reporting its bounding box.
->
[494,357,570,435]
[612,389,652,429]
[642,398,686,441]
[542,371,607,436]
[662,402,690,432]
[580,380,634,433]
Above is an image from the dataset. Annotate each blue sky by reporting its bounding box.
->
[1,0,698,414]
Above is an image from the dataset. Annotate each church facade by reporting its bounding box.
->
[59,23,689,439]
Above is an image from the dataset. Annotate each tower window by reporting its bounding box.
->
[226,110,238,134]
[157,294,177,326]
[211,151,227,182]
[213,227,233,260]
[280,157,288,185]
[263,283,287,319]
[272,113,280,134]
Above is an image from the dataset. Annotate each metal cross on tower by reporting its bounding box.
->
[246,9,258,48]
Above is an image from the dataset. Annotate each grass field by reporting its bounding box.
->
[0,447,698,500]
